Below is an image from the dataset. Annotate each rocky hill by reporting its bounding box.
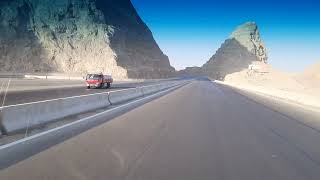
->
[0,0,175,79]
[179,22,268,80]
[202,22,268,80]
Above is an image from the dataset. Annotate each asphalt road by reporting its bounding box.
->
[0,80,320,179]
[0,79,169,106]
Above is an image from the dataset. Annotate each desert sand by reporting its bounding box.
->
[222,61,320,108]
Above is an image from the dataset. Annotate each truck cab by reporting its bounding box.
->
[85,73,113,89]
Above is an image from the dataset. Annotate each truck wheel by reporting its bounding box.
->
[107,83,111,88]
[87,86,90,89]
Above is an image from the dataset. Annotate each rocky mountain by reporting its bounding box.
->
[0,0,175,79]
[180,22,268,80]
[202,22,268,80]
[230,22,268,63]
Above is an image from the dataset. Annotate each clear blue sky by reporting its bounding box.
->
[131,0,320,72]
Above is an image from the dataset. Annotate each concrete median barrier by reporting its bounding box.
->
[0,93,110,134]
[141,82,171,95]
[108,88,144,105]
[0,80,188,135]
[141,84,160,95]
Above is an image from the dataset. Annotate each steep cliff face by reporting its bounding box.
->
[96,0,175,78]
[0,0,49,72]
[0,0,175,79]
[202,22,268,80]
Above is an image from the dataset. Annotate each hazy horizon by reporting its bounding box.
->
[132,0,320,72]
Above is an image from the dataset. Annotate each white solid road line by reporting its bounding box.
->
[0,84,184,151]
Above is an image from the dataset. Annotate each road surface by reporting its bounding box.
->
[0,79,173,106]
[0,80,320,179]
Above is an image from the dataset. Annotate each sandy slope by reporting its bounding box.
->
[223,61,320,108]
[293,62,320,94]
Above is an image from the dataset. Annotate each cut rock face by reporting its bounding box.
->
[202,22,268,80]
[0,0,175,79]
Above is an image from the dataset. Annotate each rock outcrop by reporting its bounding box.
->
[202,22,268,80]
[230,22,268,63]
[0,0,175,79]
[179,22,268,80]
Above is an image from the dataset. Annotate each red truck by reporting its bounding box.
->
[85,73,113,89]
